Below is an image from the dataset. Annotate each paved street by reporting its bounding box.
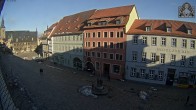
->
[0,53,196,110]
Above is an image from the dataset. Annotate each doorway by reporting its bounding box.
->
[103,63,110,76]
[166,68,176,86]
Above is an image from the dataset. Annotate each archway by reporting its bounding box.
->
[73,57,82,69]
[85,61,94,72]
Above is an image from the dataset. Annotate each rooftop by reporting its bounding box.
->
[52,9,96,36]
[127,19,196,38]
[89,5,134,19]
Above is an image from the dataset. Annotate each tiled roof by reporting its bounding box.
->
[84,5,135,29]
[43,22,58,39]
[6,31,37,43]
[89,5,134,19]
[52,9,96,36]
[127,19,196,38]
[45,22,58,33]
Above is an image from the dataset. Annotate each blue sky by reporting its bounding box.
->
[1,0,196,36]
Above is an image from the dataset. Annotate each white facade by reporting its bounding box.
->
[52,34,84,69]
[126,34,196,85]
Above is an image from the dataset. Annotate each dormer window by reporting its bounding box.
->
[116,20,121,24]
[166,27,172,32]
[187,29,192,35]
[87,23,91,26]
[98,21,107,26]
[146,26,151,32]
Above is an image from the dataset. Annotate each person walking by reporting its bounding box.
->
[185,95,190,106]
[40,68,43,76]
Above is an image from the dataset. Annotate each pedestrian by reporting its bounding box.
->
[40,68,43,76]
[185,95,190,106]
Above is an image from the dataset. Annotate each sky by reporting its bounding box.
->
[1,0,196,36]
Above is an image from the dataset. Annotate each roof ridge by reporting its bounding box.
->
[97,4,135,11]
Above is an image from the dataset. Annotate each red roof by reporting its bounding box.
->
[84,5,135,29]
[53,9,96,36]
[89,5,134,19]
[127,19,196,38]
[40,22,58,39]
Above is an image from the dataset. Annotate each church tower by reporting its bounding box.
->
[0,17,5,39]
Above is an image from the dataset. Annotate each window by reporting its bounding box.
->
[160,54,165,64]
[103,53,107,59]
[113,65,120,73]
[97,32,101,38]
[132,51,137,61]
[87,52,91,56]
[98,21,107,25]
[76,36,79,41]
[117,31,123,38]
[110,42,114,48]
[171,54,176,65]
[97,52,101,58]
[179,72,189,77]
[104,42,107,48]
[151,53,156,62]
[110,32,114,38]
[151,37,157,46]
[120,31,123,38]
[142,52,146,62]
[181,55,186,66]
[96,62,100,70]
[146,26,151,31]
[85,42,88,47]
[97,42,101,47]
[116,20,121,24]
[104,32,108,38]
[84,51,87,56]
[117,32,120,38]
[93,42,96,47]
[188,29,192,35]
[142,36,147,44]
[182,39,187,48]
[88,33,90,38]
[130,68,136,77]
[116,54,123,61]
[87,23,91,26]
[133,36,138,44]
[161,38,166,46]
[171,38,177,47]
[93,32,96,38]
[88,42,90,47]
[116,43,123,49]
[158,71,164,81]
[80,36,82,41]
[109,53,114,60]
[92,52,95,57]
[140,69,145,78]
[149,70,155,79]
[189,57,194,67]
[190,40,195,49]
[167,27,172,32]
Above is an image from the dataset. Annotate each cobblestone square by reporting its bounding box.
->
[0,53,196,110]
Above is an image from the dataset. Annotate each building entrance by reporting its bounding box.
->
[166,68,176,86]
[103,63,110,77]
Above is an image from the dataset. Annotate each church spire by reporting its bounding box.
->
[1,17,5,28]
